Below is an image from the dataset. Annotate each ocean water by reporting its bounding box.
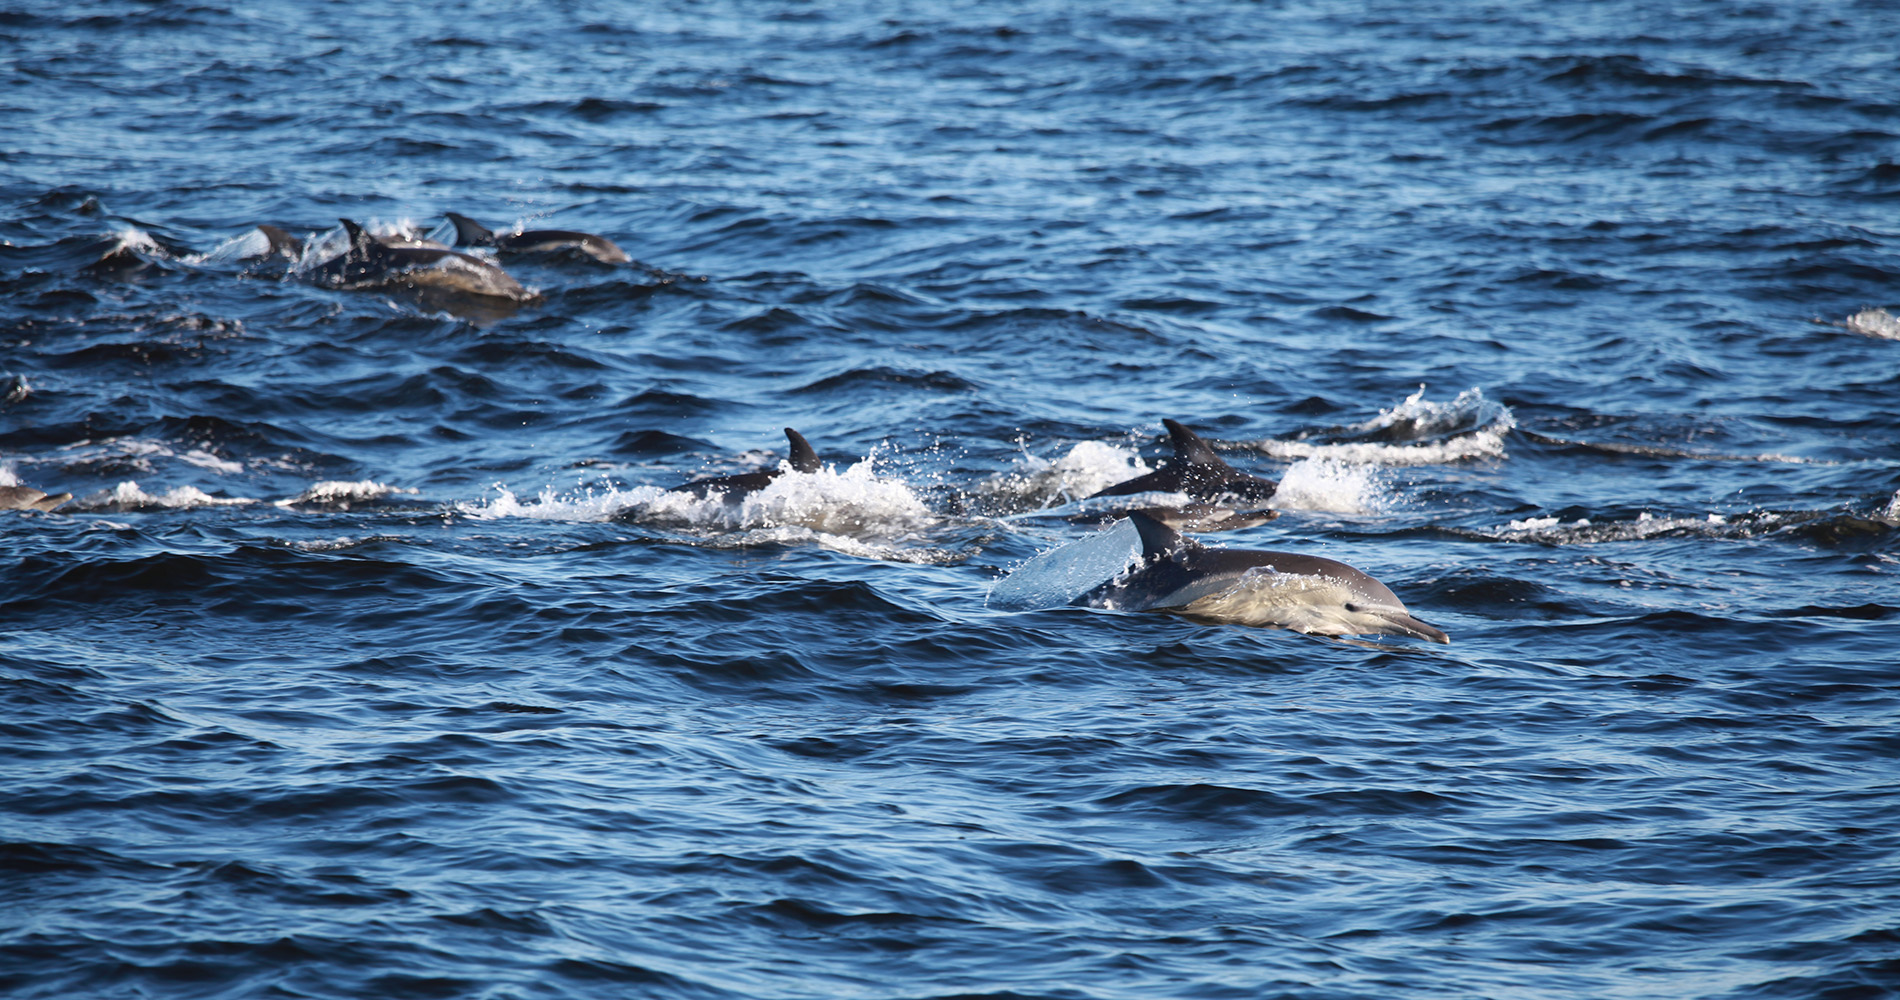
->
[4,1,1899,998]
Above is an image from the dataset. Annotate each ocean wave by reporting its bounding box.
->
[1460,504,1900,547]
[68,481,258,511]
[461,458,938,541]
[275,480,417,509]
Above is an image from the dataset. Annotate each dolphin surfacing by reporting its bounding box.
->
[444,213,630,264]
[1087,419,1278,503]
[668,428,822,501]
[1077,512,1450,643]
[310,219,535,302]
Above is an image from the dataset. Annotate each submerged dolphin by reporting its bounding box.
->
[669,428,822,500]
[1077,512,1450,643]
[443,212,630,264]
[308,219,535,301]
[1086,419,1278,503]
[0,484,71,512]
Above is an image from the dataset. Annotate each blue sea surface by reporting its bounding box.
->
[4,2,1899,998]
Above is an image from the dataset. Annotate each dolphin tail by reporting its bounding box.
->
[784,428,820,473]
[444,212,495,247]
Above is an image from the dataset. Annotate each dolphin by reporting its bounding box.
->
[255,225,306,259]
[1076,512,1450,643]
[306,219,535,301]
[669,428,822,500]
[1086,419,1278,503]
[0,484,71,512]
[443,212,631,264]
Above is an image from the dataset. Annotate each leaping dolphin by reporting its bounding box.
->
[443,213,631,264]
[669,428,822,500]
[1076,512,1450,643]
[308,219,535,302]
[1086,419,1278,503]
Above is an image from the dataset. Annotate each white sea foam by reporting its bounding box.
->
[1493,511,1729,544]
[1273,457,1385,514]
[464,457,934,537]
[73,481,257,511]
[276,480,417,507]
[1253,386,1514,466]
[101,226,164,259]
[1838,307,1900,340]
[977,440,1154,507]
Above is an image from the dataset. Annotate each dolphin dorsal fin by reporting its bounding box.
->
[784,428,820,473]
[1127,511,1189,560]
[444,212,494,246]
[1163,419,1228,467]
[338,218,378,257]
[257,225,303,258]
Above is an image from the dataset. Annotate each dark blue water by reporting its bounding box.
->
[5,2,1899,997]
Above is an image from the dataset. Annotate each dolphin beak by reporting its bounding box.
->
[1381,611,1451,644]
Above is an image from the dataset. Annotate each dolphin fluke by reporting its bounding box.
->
[1079,512,1450,643]
[1085,419,1278,503]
